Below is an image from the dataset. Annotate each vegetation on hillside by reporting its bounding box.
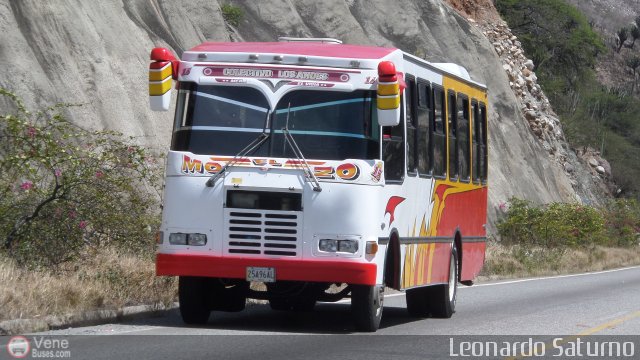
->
[497,0,640,198]
[0,89,162,268]
[486,197,640,276]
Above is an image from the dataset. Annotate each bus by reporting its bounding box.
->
[150,37,488,332]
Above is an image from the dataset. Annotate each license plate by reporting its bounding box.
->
[246,267,276,282]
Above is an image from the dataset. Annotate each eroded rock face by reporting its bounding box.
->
[0,0,607,233]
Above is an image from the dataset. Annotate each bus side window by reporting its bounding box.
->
[383,96,406,182]
[406,76,417,176]
[458,94,470,182]
[432,86,446,178]
[471,100,480,184]
[447,90,458,181]
[417,80,432,177]
[479,102,488,183]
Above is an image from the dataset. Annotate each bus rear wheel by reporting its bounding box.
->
[179,276,210,325]
[427,246,458,318]
[406,286,430,317]
[351,284,384,332]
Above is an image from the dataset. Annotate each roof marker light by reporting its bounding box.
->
[149,47,178,111]
[376,60,401,126]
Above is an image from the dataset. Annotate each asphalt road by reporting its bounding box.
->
[2,266,640,359]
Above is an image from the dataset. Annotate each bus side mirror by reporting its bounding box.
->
[376,61,401,126]
[149,47,177,111]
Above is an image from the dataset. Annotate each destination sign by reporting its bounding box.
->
[201,66,351,82]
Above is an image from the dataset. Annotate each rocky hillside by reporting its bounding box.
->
[0,0,608,233]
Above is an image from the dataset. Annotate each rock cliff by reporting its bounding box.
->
[0,0,607,234]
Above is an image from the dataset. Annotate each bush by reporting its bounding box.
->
[497,198,606,248]
[0,89,162,268]
[221,3,243,27]
[602,199,640,247]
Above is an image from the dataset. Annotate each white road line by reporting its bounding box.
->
[470,265,640,288]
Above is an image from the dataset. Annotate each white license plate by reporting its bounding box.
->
[246,267,276,282]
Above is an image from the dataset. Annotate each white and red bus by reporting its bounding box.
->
[150,37,488,332]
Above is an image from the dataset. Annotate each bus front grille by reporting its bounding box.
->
[224,209,301,257]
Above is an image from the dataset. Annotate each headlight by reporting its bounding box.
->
[169,233,187,245]
[187,233,207,246]
[168,233,207,246]
[319,239,358,254]
[319,239,338,252]
[338,240,358,253]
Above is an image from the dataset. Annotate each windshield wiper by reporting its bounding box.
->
[281,104,322,192]
[205,112,271,188]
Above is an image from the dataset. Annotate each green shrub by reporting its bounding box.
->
[497,198,606,248]
[0,89,162,268]
[221,3,243,27]
[602,199,640,247]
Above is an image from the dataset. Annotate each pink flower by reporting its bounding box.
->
[54,169,62,177]
[95,170,104,178]
[27,127,36,138]
[69,210,77,219]
[498,202,507,211]
[127,146,135,153]
[78,221,88,229]
[20,181,33,190]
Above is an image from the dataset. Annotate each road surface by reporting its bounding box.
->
[2,266,639,359]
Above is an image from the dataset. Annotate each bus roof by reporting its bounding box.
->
[188,42,398,60]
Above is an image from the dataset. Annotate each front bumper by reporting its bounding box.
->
[156,253,377,285]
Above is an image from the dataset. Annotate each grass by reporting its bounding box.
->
[0,248,176,321]
[480,241,640,281]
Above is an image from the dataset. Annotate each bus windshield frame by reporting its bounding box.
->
[171,83,380,161]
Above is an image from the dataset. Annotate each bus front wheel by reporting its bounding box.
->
[351,284,384,332]
[178,276,211,325]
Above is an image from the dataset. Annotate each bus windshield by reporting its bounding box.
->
[171,83,271,156]
[270,90,379,160]
[171,84,380,160]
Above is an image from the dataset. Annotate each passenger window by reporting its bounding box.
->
[406,77,417,176]
[458,95,470,182]
[417,81,432,176]
[447,91,457,181]
[432,86,446,178]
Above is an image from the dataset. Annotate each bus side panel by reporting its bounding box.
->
[399,241,454,288]
[430,242,453,283]
[435,185,487,281]
[435,185,487,237]
[459,241,486,281]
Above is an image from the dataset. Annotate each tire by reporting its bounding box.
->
[427,246,458,318]
[351,284,384,332]
[212,282,247,312]
[179,276,210,325]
